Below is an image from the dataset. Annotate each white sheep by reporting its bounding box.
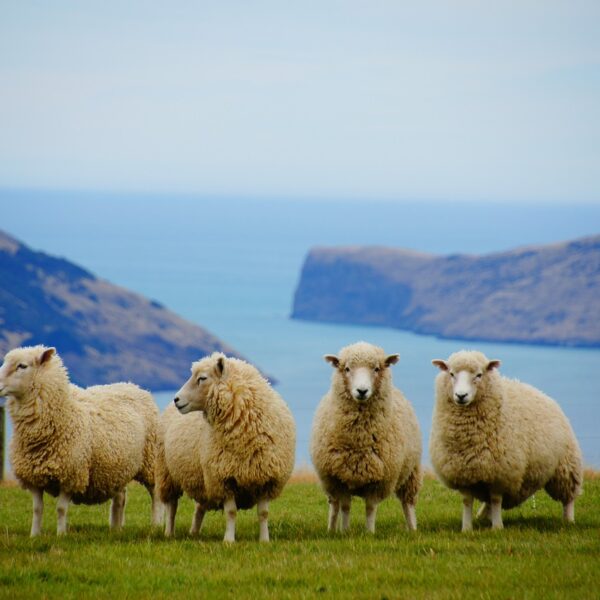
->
[161,352,296,542]
[311,342,422,533]
[430,350,583,531]
[0,345,162,536]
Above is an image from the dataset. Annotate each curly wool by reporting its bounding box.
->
[430,350,583,508]
[156,354,296,511]
[8,346,158,505]
[311,342,422,505]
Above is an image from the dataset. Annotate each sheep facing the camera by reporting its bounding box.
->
[0,345,161,536]
[430,350,583,531]
[311,342,422,533]
[163,352,296,542]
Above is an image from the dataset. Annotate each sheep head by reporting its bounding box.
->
[174,352,226,414]
[325,341,398,402]
[432,351,500,406]
[0,345,57,402]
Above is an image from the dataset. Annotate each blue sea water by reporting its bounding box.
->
[2,189,600,469]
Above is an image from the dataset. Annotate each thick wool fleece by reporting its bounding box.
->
[430,350,583,508]
[311,342,422,504]
[156,404,207,505]
[8,347,158,504]
[157,355,296,510]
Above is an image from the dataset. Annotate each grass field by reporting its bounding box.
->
[0,474,598,599]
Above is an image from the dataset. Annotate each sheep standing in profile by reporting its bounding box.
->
[311,342,422,533]
[0,345,161,536]
[430,350,583,531]
[166,352,295,542]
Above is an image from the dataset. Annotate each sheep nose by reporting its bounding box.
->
[357,388,368,397]
[173,396,180,405]
[456,393,468,402]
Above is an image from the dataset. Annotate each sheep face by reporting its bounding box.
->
[174,353,225,414]
[432,352,500,406]
[0,346,55,401]
[325,346,399,402]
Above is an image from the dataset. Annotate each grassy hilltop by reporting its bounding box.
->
[0,475,598,599]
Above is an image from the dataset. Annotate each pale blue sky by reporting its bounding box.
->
[1,1,599,202]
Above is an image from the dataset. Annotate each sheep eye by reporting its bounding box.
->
[345,367,350,373]
[197,376,207,384]
[449,372,455,379]
[374,367,380,373]
[475,373,482,380]
[17,363,28,370]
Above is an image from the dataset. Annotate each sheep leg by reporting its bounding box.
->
[327,497,340,532]
[223,497,237,543]
[563,500,575,523]
[490,493,503,530]
[476,502,491,522]
[190,503,205,535]
[56,490,71,535]
[365,497,378,533]
[164,499,178,537]
[257,499,270,542]
[340,495,351,532]
[110,489,127,530]
[120,488,127,527]
[461,493,474,532]
[148,485,164,526]
[402,502,417,532]
[30,488,44,537]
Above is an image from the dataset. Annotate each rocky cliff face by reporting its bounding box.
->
[292,235,600,347]
[0,229,239,389]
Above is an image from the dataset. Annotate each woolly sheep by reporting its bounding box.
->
[164,352,296,542]
[430,350,583,531]
[0,345,162,536]
[311,342,422,533]
[154,403,208,537]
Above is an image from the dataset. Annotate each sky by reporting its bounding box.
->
[1,1,599,202]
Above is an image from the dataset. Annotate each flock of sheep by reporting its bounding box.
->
[0,341,583,540]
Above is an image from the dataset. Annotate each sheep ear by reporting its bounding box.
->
[324,355,340,368]
[432,359,448,371]
[216,355,225,375]
[487,359,501,371]
[39,347,56,365]
[385,354,399,367]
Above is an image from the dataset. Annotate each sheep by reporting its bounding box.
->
[311,341,422,534]
[154,403,208,537]
[0,345,162,536]
[166,352,296,542]
[430,350,583,531]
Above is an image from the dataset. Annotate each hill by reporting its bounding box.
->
[292,235,600,347]
[0,229,239,389]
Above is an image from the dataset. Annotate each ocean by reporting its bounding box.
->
[2,189,600,468]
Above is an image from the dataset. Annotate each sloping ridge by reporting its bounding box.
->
[0,229,240,389]
[291,235,600,347]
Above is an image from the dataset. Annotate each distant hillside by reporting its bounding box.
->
[292,235,600,347]
[0,229,240,389]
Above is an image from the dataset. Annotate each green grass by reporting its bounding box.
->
[0,476,598,599]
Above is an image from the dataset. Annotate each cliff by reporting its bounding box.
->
[292,235,600,347]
